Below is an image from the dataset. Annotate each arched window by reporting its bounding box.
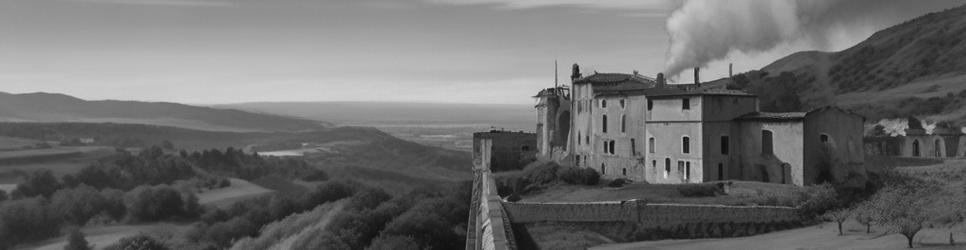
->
[649,137,655,153]
[601,99,607,108]
[585,135,589,145]
[622,168,627,176]
[609,141,616,155]
[913,139,921,157]
[603,140,609,154]
[621,115,626,133]
[762,130,774,155]
[602,115,608,133]
[620,99,625,109]
[682,136,690,154]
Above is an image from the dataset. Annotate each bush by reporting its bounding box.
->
[798,183,840,218]
[64,227,92,250]
[104,234,170,250]
[607,179,629,188]
[558,167,600,185]
[677,184,719,197]
[521,161,559,185]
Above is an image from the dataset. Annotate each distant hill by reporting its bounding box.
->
[0,122,472,181]
[0,92,328,132]
[731,4,966,125]
[214,101,533,129]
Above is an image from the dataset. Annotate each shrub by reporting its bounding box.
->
[104,234,170,250]
[798,183,839,218]
[677,184,719,197]
[521,161,559,185]
[607,179,629,188]
[558,167,600,185]
[64,227,92,250]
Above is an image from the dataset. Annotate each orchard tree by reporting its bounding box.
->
[825,209,852,236]
[869,183,941,248]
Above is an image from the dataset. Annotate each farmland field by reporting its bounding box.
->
[17,223,191,250]
[0,146,115,184]
[198,177,276,208]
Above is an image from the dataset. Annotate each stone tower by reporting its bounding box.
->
[535,64,573,161]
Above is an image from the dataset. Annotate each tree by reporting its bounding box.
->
[105,234,169,250]
[64,227,92,250]
[13,169,63,198]
[853,203,878,234]
[824,209,852,236]
[868,183,941,248]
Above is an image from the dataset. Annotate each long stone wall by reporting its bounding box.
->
[467,138,517,250]
[503,200,800,227]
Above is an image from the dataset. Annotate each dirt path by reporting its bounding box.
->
[267,201,347,250]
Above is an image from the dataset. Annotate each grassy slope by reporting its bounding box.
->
[197,178,276,209]
[741,4,966,123]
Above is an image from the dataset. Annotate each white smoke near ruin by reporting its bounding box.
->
[662,0,956,78]
[876,118,909,137]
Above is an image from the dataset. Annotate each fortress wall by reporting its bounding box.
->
[503,200,800,227]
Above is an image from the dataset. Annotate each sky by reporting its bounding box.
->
[0,0,962,104]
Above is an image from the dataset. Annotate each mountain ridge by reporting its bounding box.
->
[0,91,330,132]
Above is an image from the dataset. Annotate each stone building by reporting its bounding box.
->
[533,64,866,186]
[473,130,537,172]
[534,86,571,162]
[865,119,965,158]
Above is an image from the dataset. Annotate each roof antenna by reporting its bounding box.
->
[554,60,559,90]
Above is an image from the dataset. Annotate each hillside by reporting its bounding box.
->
[215,101,532,128]
[0,122,472,181]
[734,4,966,124]
[0,92,328,132]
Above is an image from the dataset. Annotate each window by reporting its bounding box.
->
[820,134,829,143]
[682,98,690,110]
[682,136,690,154]
[630,138,636,156]
[578,131,581,145]
[603,141,609,154]
[721,136,730,155]
[601,99,607,108]
[602,115,608,133]
[620,99,625,109]
[609,141,616,155]
[585,135,589,145]
[913,139,921,157]
[652,160,657,169]
[762,130,774,155]
[685,162,691,180]
[621,115,626,133]
[521,146,530,151]
[647,100,653,111]
[664,158,670,178]
[577,101,582,113]
[575,155,580,166]
[649,138,655,153]
[601,163,606,175]
[622,168,627,176]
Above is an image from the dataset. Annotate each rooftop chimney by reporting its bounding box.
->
[571,63,581,80]
[729,63,733,78]
[693,67,700,85]
[656,73,666,87]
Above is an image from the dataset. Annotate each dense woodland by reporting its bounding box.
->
[0,144,470,250]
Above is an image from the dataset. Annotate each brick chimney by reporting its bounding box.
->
[656,73,666,87]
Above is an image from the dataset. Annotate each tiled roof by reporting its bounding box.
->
[735,112,807,122]
[643,85,754,98]
[574,73,655,85]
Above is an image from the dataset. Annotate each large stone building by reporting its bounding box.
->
[535,64,866,186]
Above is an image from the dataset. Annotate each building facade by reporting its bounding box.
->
[534,64,866,186]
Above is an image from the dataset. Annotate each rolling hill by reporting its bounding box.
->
[0,92,328,132]
[731,4,966,125]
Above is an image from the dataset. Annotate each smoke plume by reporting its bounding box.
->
[663,0,958,78]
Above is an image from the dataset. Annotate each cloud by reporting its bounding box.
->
[424,0,670,10]
[64,0,232,7]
